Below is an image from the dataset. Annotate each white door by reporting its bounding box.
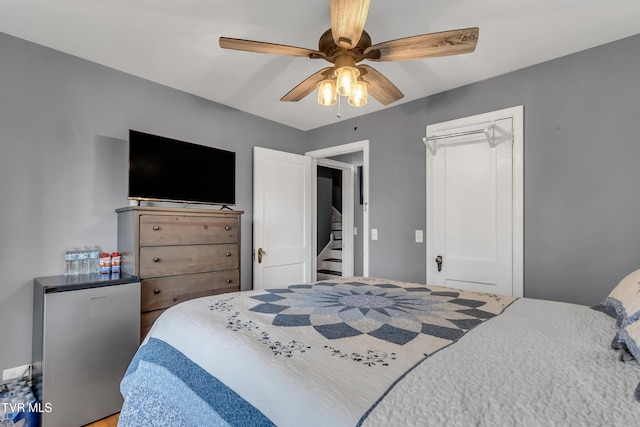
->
[253,147,312,290]
[426,106,523,297]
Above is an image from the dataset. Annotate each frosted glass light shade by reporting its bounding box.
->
[348,80,369,107]
[317,79,337,106]
[336,66,359,97]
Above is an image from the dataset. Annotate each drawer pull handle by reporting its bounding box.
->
[225,252,232,257]
[152,225,160,231]
[153,289,161,294]
[225,226,231,230]
[226,279,232,284]
[153,257,160,262]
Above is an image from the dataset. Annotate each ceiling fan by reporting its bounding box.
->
[219,0,478,107]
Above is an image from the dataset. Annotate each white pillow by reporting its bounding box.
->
[604,268,640,327]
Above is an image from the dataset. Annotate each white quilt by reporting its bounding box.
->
[144,277,514,426]
[124,277,640,426]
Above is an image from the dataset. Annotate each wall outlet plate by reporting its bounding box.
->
[2,364,30,382]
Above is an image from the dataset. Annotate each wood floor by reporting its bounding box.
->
[86,413,119,427]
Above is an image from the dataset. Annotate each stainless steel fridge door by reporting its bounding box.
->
[41,281,140,427]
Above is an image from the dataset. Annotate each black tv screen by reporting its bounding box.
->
[128,130,235,206]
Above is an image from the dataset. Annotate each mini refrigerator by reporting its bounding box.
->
[32,273,140,427]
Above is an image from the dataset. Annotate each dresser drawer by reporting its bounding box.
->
[139,214,239,246]
[141,270,240,312]
[140,244,238,278]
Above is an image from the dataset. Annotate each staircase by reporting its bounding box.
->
[317,207,343,280]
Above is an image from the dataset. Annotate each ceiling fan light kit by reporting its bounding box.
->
[316,56,368,107]
[335,55,360,97]
[220,0,478,109]
[317,78,338,106]
[348,80,369,107]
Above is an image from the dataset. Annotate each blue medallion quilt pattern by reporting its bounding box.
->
[250,280,505,345]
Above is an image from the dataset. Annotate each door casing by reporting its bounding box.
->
[306,140,370,278]
[315,157,355,279]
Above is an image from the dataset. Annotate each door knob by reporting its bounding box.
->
[258,248,266,264]
[435,255,443,272]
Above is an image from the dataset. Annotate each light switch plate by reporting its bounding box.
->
[371,229,378,240]
[415,230,423,243]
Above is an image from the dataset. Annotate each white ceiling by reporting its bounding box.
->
[2,1,640,131]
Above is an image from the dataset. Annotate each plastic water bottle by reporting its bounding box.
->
[89,246,101,273]
[77,247,90,274]
[70,247,80,275]
[64,248,76,275]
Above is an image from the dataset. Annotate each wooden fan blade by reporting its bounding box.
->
[359,65,403,106]
[281,68,333,102]
[331,0,370,49]
[219,37,325,58]
[365,28,479,61]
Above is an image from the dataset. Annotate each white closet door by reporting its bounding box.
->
[426,106,523,297]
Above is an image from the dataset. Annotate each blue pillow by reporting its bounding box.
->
[619,321,640,362]
[617,321,640,403]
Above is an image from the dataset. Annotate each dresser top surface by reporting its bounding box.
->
[116,206,243,215]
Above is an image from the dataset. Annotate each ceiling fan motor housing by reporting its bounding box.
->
[319,29,373,61]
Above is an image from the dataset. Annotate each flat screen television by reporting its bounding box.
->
[128,130,236,206]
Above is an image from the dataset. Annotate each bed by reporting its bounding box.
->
[118,276,640,426]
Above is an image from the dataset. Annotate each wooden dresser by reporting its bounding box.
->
[116,206,242,340]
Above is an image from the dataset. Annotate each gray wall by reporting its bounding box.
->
[0,32,304,371]
[307,102,431,285]
[3,28,640,375]
[307,33,640,307]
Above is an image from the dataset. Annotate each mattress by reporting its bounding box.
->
[119,277,640,426]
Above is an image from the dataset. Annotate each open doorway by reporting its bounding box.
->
[316,158,353,280]
[306,140,369,280]
[316,163,344,280]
